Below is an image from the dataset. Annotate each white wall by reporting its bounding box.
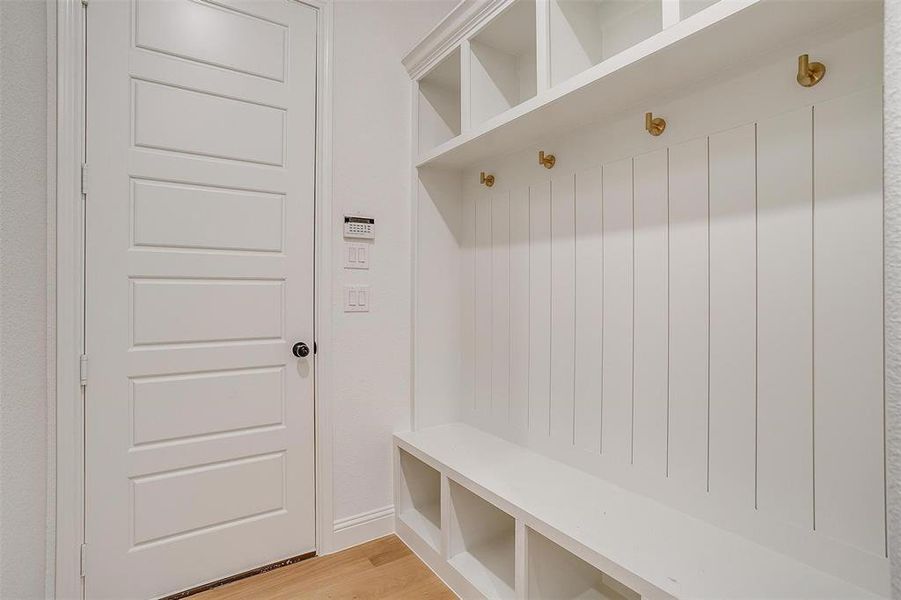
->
[0,0,52,598]
[329,0,457,544]
[885,1,901,597]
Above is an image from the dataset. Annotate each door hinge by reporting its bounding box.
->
[80,164,88,195]
[80,543,87,577]
[79,354,88,386]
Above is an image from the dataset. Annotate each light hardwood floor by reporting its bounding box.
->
[193,535,456,599]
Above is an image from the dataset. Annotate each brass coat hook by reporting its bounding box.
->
[645,112,666,136]
[797,54,825,87]
[480,172,495,187]
[538,151,556,169]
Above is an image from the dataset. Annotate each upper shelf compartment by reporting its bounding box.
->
[418,47,461,155]
[469,0,538,127]
[549,0,662,87]
[679,0,720,20]
[411,0,879,169]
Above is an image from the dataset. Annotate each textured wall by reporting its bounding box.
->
[330,0,457,528]
[0,1,51,598]
[886,2,901,596]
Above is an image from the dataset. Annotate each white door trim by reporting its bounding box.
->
[306,0,338,558]
[52,1,335,596]
[54,0,86,596]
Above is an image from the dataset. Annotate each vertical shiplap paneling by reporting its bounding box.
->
[667,137,709,489]
[475,191,493,414]
[708,124,757,507]
[491,192,511,422]
[601,158,633,462]
[633,149,668,475]
[460,189,477,412]
[574,167,604,453]
[530,182,553,436]
[813,88,884,554]
[510,186,531,432]
[458,87,885,559]
[551,175,577,444]
[757,106,813,529]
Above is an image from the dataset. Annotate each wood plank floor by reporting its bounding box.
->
[193,535,456,599]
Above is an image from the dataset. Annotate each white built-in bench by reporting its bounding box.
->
[394,423,882,600]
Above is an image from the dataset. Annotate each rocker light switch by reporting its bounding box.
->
[344,243,370,269]
[344,285,370,312]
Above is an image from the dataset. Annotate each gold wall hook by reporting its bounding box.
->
[645,112,666,136]
[538,151,556,169]
[480,172,495,187]
[797,54,825,87]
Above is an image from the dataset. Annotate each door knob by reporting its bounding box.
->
[292,342,310,358]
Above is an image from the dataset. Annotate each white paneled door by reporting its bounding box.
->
[84,1,317,597]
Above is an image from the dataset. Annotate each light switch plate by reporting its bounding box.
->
[344,285,370,312]
[344,243,370,270]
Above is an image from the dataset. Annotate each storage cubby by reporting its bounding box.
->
[469,0,537,126]
[418,47,461,154]
[549,0,661,86]
[527,529,639,600]
[447,480,516,599]
[679,0,719,21]
[397,449,442,552]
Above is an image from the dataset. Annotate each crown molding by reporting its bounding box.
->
[402,0,509,80]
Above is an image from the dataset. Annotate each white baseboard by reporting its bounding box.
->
[331,505,395,552]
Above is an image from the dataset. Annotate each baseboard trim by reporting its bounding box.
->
[331,505,395,552]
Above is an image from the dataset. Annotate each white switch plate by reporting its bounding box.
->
[344,243,369,270]
[344,285,370,312]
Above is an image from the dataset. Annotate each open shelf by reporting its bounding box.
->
[397,449,442,553]
[416,0,877,168]
[527,528,639,600]
[680,0,720,21]
[469,0,537,127]
[418,47,462,155]
[549,0,661,87]
[447,480,516,599]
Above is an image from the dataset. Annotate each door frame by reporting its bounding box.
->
[53,1,336,596]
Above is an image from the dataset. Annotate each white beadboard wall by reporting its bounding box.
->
[415,12,885,584]
[462,85,884,560]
